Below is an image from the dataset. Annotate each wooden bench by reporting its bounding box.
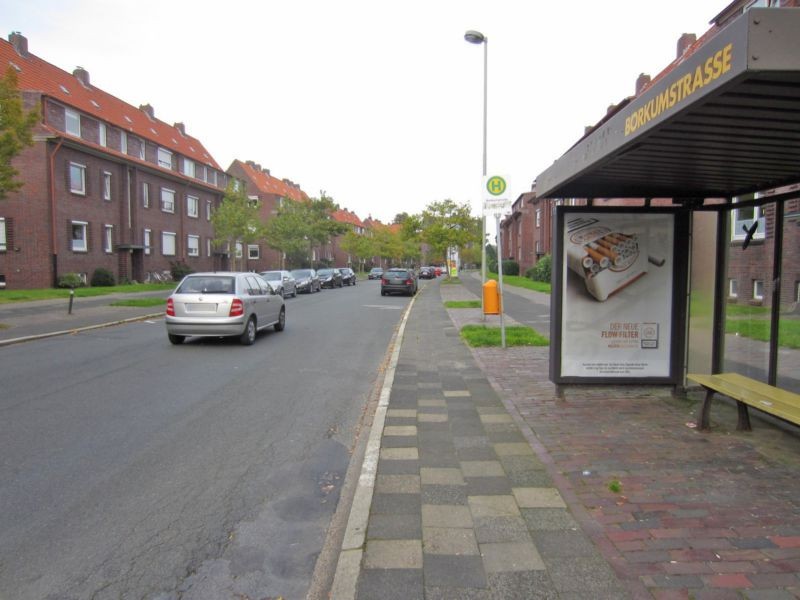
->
[687,372,800,431]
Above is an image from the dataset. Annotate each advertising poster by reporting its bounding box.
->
[559,211,675,379]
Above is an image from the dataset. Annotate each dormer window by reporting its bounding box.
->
[181,158,195,178]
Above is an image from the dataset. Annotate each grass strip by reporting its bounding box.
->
[725,317,800,349]
[0,283,174,304]
[460,324,549,347]
[487,273,550,294]
[109,298,168,308]
[444,300,481,309]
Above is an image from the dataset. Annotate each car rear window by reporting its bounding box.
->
[178,276,235,294]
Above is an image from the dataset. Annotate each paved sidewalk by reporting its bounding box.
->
[344,281,628,599]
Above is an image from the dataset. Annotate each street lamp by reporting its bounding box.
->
[464,29,488,313]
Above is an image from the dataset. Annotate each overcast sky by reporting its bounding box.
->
[3,0,724,222]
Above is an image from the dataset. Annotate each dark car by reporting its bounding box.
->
[368,267,384,280]
[380,268,418,296]
[419,266,435,279]
[318,268,343,288]
[339,267,357,286]
[290,268,321,293]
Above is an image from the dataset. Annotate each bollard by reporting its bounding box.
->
[482,279,499,315]
[68,288,74,314]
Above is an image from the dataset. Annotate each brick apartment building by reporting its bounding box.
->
[501,0,800,308]
[225,159,309,271]
[0,32,229,289]
[327,208,366,268]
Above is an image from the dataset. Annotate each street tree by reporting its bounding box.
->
[339,229,376,272]
[212,181,266,271]
[0,66,39,200]
[418,199,480,271]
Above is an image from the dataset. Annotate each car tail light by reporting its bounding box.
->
[381,278,388,285]
[405,279,413,285]
[229,298,244,317]
[166,298,175,316]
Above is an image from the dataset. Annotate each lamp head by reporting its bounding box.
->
[464,30,486,45]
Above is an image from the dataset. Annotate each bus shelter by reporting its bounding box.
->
[535,8,800,392]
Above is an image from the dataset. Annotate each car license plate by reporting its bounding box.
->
[185,303,218,312]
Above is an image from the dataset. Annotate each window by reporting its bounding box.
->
[187,234,199,257]
[187,195,199,218]
[157,147,172,169]
[161,188,175,213]
[103,224,113,253]
[138,138,145,160]
[143,228,151,255]
[536,209,542,228]
[98,122,107,147]
[69,162,86,195]
[207,238,212,257]
[162,231,176,256]
[732,196,765,242]
[206,199,212,221]
[753,279,764,301]
[102,171,112,201]
[120,130,127,154]
[235,242,243,258]
[248,245,260,260]
[71,221,88,252]
[796,281,800,303]
[0,217,6,251]
[142,182,150,208]
[206,169,217,186]
[182,158,195,178]
[65,108,80,136]
[729,278,738,298]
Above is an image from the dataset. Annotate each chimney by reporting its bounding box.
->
[246,160,256,168]
[262,168,270,176]
[73,66,90,87]
[173,122,186,136]
[9,32,28,56]
[139,104,155,120]
[635,73,651,96]
[677,33,697,58]
[254,163,261,171]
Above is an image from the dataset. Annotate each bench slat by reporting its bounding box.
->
[687,373,800,428]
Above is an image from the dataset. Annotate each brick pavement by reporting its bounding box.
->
[442,279,800,599]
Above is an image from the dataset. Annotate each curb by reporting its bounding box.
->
[0,312,164,347]
[328,289,418,599]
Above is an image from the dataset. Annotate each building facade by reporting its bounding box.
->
[0,33,229,289]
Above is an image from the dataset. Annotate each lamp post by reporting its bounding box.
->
[464,30,488,312]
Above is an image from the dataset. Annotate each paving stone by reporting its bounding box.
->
[481,541,546,572]
[453,435,492,449]
[364,540,423,569]
[468,495,521,518]
[487,571,560,599]
[423,526,480,555]
[513,487,567,509]
[371,493,421,515]
[494,442,535,456]
[381,435,419,448]
[377,459,419,475]
[368,513,422,540]
[419,399,448,407]
[461,460,506,478]
[422,484,469,506]
[480,414,514,424]
[376,474,421,495]
[456,446,499,461]
[387,409,418,419]
[499,454,546,472]
[545,555,627,594]
[421,467,465,486]
[464,476,513,496]
[531,529,599,559]
[418,413,449,422]
[443,390,471,397]
[380,447,419,461]
[384,425,418,437]
[357,568,424,600]
[473,516,533,543]
[423,585,492,600]
[422,504,474,528]
[423,554,488,588]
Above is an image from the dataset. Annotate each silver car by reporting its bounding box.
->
[260,270,297,298]
[165,272,285,345]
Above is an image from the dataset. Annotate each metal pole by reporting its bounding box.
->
[480,38,489,316]
[496,213,506,349]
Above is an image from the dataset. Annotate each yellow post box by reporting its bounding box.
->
[483,279,500,315]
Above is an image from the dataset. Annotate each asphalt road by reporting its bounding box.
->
[0,279,410,599]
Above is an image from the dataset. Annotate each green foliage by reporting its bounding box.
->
[444,300,481,309]
[459,324,549,347]
[528,254,552,283]
[418,199,480,260]
[90,268,116,287]
[0,66,39,200]
[608,479,622,494]
[487,273,551,294]
[110,297,167,308]
[501,260,520,276]
[57,272,85,289]
[212,181,266,270]
[170,261,193,280]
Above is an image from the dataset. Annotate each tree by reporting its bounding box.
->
[0,66,39,200]
[211,181,266,271]
[418,200,480,271]
[339,229,376,271]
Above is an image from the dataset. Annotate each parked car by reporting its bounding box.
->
[339,267,357,286]
[165,272,285,346]
[419,266,435,279]
[290,268,321,293]
[381,268,418,296]
[434,266,443,277]
[260,270,297,298]
[318,268,343,288]
[368,267,384,280]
